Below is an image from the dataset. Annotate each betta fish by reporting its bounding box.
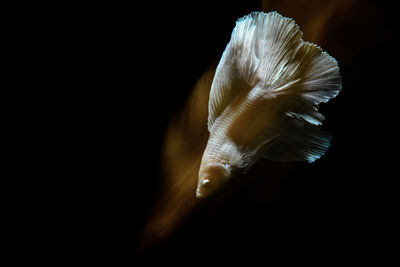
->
[196,12,341,198]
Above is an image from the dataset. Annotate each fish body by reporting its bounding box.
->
[196,12,341,198]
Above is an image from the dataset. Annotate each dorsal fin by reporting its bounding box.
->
[207,12,341,163]
[208,12,304,131]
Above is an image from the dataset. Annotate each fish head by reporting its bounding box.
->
[196,163,231,198]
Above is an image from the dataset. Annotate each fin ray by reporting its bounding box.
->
[262,118,332,163]
[208,12,341,163]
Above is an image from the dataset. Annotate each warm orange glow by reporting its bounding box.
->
[262,0,356,46]
[140,68,215,250]
[140,0,356,251]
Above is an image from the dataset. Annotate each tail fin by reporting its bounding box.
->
[208,12,342,163]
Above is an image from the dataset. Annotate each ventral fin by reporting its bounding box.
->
[208,12,341,163]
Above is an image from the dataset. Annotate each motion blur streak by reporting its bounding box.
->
[140,68,215,250]
[262,0,356,47]
[140,0,356,251]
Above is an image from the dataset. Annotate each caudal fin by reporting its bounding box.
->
[208,12,341,163]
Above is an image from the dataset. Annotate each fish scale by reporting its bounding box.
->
[196,12,341,198]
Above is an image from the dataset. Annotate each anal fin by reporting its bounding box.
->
[262,118,332,163]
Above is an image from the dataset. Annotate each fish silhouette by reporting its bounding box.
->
[196,12,341,198]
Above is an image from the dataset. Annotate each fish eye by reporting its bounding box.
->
[202,179,211,187]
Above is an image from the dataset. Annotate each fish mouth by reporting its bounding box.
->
[196,178,214,198]
[195,186,207,198]
[195,185,209,198]
[195,189,205,198]
[195,183,207,198]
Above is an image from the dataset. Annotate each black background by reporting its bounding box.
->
[2,1,398,266]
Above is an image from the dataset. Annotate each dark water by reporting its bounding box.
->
[1,1,397,265]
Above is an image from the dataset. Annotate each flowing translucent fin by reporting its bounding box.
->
[208,12,305,131]
[262,119,332,163]
[208,12,341,162]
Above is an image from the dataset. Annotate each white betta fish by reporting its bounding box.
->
[196,12,341,198]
